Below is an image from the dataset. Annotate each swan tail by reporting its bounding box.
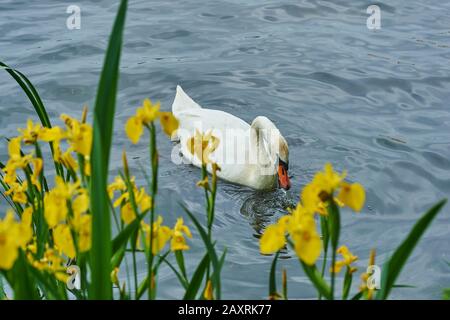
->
[171,85,202,117]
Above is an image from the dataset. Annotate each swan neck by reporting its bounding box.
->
[250,117,278,176]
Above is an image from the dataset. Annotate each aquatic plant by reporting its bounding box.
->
[0,0,225,300]
[0,0,447,300]
[260,163,446,300]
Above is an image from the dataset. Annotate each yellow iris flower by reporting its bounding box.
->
[29,247,69,283]
[170,217,192,251]
[312,163,346,196]
[260,223,286,254]
[301,163,366,215]
[4,181,28,204]
[0,212,20,270]
[125,99,179,143]
[143,216,173,255]
[204,280,214,300]
[17,119,65,145]
[0,210,33,270]
[61,114,93,157]
[18,119,43,144]
[53,224,76,259]
[113,186,152,224]
[121,202,136,225]
[260,204,322,265]
[330,245,358,273]
[125,99,160,144]
[360,249,376,299]
[159,111,179,137]
[2,137,33,184]
[196,176,210,190]
[77,214,92,253]
[337,182,365,212]
[30,158,43,191]
[107,176,128,199]
[186,129,220,164]
[44,177,84,228]
[288,213,322,266]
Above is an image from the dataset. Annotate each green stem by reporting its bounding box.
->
[330,249,337,300]
[319,246,328,300]
[147,122,158,299]
[132,247,138,299]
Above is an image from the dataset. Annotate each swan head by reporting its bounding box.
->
[277,135,291,190]
[251,116,291,190]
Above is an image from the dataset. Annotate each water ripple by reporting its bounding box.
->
[1,0,449,299]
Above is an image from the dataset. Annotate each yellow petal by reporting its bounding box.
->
[78,215,92,252]
[170,232,190,251]
[21,207,33,226]
[152,225,172,255]
[204,280,214,300]
[111,267,119,285]
[72,192,89,218]
[125,116,144,144]
[121,202,136,224]
[330,260,345,273]
[0,242,19,270]
[44,192,68,228]
[196,177,209,189]
[337,182,365,212]
[53,224,76,259]
[72,123,93,156]
[84,159,91,176]
[39,126,64,142]
[8,137,21,158]
[138,192,152,213]
[260,224,286,254]
[159,112,179,137]
[294,231,322,266]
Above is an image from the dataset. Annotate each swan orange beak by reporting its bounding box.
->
[278,163,291,190]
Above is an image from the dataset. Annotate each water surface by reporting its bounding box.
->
[1,0,450,299]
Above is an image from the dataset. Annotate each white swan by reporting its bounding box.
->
[171,85,290,191]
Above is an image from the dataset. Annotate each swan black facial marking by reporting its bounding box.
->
[279,159,289,171]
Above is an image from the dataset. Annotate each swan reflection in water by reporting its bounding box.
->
[239,188,296,233]
[238,188,297,257]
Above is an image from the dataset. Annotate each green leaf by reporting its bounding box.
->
[112,216,142,254]
[111,244,126,270]
[342,268,353,300]
[0,273,7,300]
[327,200,340,250]
[0,62,51,128]
[269,252,279,298]
[376,199,447,300]
[28,267,64,300]
[89,0,128,300]
[183,253,210,300]
[320,215,329,253]
[0,63,64,175]
[350,291,364,300]
[175,251,188,282]
[12,252,40,300]
[161,257,189,290]
[136,252,171,300]
[443,288,450,300]
[327,200,341,300]
[210,248,227,288]
[392,284,416,289]
[181,204,222,300]
[300,260,332,300]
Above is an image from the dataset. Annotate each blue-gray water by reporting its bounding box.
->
[1,0,450,299]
